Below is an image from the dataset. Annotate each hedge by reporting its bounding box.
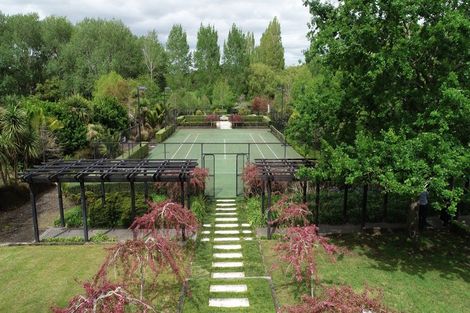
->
[116,142,149,159]
[155,124,176,143]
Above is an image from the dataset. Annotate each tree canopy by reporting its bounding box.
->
[289,0,470,213]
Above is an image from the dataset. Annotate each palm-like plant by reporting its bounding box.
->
[0,98,42,183]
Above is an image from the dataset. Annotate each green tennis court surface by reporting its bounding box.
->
[148,128,301,198]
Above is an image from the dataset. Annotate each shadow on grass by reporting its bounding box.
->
[330,229,470,283]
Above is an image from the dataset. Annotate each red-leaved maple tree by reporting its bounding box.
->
[229,114,243,123]
[130,200,199,239]
[94,236,186,301]
[205,114,219,122]
[51,281,155,313]
[269,195,311,234]
[252,96,269,113]
[275,225,341,296]
[241,163,287,196]
[281,285,397,313]
[154,167,208,201]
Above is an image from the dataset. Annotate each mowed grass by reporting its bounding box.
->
[0,244,189,313]
[0,245,106,312]
[261,231,470,313]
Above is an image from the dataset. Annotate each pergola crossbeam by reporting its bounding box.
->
[21,159,198,242]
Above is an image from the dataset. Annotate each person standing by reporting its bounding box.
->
[418,190,429,231]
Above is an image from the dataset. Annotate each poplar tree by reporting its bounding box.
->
[166,24,191,90]
[223,24,249,96]
[256,17,285,70]
[194,24,220,94]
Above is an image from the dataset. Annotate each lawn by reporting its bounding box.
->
[0,245,106,312]
[261,230,470,313]
[0,244,188,312]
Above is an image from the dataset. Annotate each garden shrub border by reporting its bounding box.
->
[155,125,176,143]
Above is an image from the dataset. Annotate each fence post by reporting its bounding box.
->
[267,180,272,239]
[315,181,320,225]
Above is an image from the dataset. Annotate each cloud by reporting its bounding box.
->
[0,0,311,65]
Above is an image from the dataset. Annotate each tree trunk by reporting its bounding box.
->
[407,200,419,239]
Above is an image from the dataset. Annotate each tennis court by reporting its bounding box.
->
[148,128,302,198]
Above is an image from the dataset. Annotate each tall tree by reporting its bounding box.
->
[59,18,141,96]
[166,24,191,90]
[194,24,220,94]
[223,24,250,96]
[245,32,256,62]
[140,30,167,89]
[40,16,73,79]
[292,0,470,215]
[0,13,44,96]
[256,17,285,70]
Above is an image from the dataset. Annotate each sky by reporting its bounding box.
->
[0,0,312,66]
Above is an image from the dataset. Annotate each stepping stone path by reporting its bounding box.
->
[204,199,252,309]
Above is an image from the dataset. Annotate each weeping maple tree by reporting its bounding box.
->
[269,195,311,234]
[51,281,155,313]
[241,162,287,196]
[154,167,208,201]
[275,225,342,296]
[130,199,199,239]
[94,236,187,301]
[281,285,397,313]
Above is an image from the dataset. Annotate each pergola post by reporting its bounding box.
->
[130,180,136,222]
[28,183,40,242]
[302,181,307,203]
[186,179,191,210]
[144,182,149,200]
[362,184,368,228]
[57,182,65,227]
[100,181,106,208]
[180,181,185,207]
[180,180,186,240]
[261,181,266,216]
[315,181,320,225]
[267,180,272,239]
[79,180,89,242]
[343,184,348,221]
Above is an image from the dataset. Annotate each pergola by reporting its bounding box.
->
[255,158,316,239]
[22,159,198,242]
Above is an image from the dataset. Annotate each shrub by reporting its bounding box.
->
[205,114,219,122]
[191,195,208,223]
[229,114,243,123]
[54,206,83,227]
[244,196,266,227]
